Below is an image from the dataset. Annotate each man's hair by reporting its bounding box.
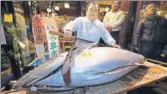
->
[144,3,158,13]
[113,1,121,5]
[112,1,121,9]
[86,1,99,11]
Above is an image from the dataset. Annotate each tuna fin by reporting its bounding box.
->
[62,38,77,86]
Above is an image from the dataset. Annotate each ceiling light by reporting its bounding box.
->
[157,11,161,15]
[64,3,70,9]
[47,8,52,13]
[105,7,110,12]
[55,6,60,11]
[28,1,31,6]
[165,14,167,19]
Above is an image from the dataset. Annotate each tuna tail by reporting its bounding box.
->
[13,52,68,89]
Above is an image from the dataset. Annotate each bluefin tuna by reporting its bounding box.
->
[13,47,145,91]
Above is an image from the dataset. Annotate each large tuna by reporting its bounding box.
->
[13,41,145,91]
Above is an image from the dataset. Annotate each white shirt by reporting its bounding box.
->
[103,10,125,31]
[64,17,116,46]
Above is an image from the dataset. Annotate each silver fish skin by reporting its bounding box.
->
[33,47,144,91]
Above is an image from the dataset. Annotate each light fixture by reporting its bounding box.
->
[64,3,70,9]
[165,14,167,19]
[157,11,161,15]
[47,8,52,13]
[105,7,110,12]
[28,1,31,6]
[55,6,60,11]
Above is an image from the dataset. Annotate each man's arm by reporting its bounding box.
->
[103,12,109,26]
[63,17,81,33]
[100,24,117,47]
[133,21,144,50]
[111,11,126,30]
[63,17,81,38]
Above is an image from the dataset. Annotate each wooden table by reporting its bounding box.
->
[3,61,167,94]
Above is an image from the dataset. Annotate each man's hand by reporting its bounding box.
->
[134,46,140,52]
[64,31,72,39]
[112,44,121,49]
[106,25,112,31]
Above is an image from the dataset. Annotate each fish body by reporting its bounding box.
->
[13,47,144,91]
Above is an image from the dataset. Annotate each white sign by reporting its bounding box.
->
[44,24,59,58]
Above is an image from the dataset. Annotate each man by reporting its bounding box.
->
[103,1,125,43]
[49,2,121,87]
[64,2,120,48]
[133,4,167,60]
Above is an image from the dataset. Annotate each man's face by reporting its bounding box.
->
[112,1,120,11]
[86,3,99,21]
[145,4,157,16]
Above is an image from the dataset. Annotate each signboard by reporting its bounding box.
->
[32,14,45,59]
[4,14,13,23]
[42,17,59,58]
[32,14,45,44]
[32,14,59,59]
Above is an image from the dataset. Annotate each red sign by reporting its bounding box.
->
[32,14,45,44]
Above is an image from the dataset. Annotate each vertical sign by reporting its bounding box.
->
[32,14,45,44]
[32,14,45,59]
[42,17,59,58]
